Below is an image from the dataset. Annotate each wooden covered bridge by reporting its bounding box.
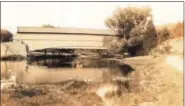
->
[14,27,114,52]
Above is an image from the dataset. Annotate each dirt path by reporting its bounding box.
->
[165,55,183,72]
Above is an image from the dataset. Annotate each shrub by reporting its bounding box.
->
[105,6,157,56]
[156,22,183,45]
[42,24,55,28]
[1,29,13,42]
[104,36,127,54]
[156,27,171,45]
[169,22,184,38]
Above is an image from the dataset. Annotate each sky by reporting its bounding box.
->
[1,2,184,33]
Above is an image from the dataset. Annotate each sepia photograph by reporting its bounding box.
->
[1,1,184,106]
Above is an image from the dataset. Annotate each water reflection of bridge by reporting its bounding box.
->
[14,27,114,53]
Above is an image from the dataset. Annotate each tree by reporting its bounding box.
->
[170,22,184,38]
[105,6,157,56]
[157,27,170,44]
[1,29,13,42]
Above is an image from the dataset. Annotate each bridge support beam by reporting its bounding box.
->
[44,49,47,65]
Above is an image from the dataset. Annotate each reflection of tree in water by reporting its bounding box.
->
[3,61,8,79]
[102,63,135,81]
[3,61,10,79]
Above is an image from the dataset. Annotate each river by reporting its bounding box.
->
[1,58,132,84]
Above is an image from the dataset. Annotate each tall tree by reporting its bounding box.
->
[105,6,157,56]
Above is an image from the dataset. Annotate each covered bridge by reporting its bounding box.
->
[14,27,114,52]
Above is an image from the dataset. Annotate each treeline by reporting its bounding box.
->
[156,22,184,45]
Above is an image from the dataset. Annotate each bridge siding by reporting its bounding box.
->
[15,33,104,41]
[15,33,107,51]
[15,27,113,51]
[20,40,105,51]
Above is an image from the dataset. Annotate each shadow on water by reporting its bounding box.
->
[28,55,133,68]
[28,55,135,78]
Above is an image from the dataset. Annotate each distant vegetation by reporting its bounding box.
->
[149,22,184,55]
[42,24,55,28]
[156,22,184,45]
[169,22,184,38]
[105,6,157,56]
[156,27,171,45]
[1,29,13,42]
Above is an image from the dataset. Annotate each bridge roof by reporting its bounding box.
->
[17,27,115,36]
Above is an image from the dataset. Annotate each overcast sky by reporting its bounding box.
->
[1,2,183,33]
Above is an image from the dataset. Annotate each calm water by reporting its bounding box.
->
[1,59,128,84]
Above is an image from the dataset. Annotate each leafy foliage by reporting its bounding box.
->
[156,27,171,45]
[1,29,13,42]
[156,22,183,45]
[105,6,157,56]
[42,24,55,28]
[169,22,184,38]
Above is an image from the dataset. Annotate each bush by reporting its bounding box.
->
[42,24,55,28]
[156,27,171,45]
[104,36,127,54]
[156,22,183,45]
[105,6,157,56]
[1,29,13,42]
[169,22,184,38]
